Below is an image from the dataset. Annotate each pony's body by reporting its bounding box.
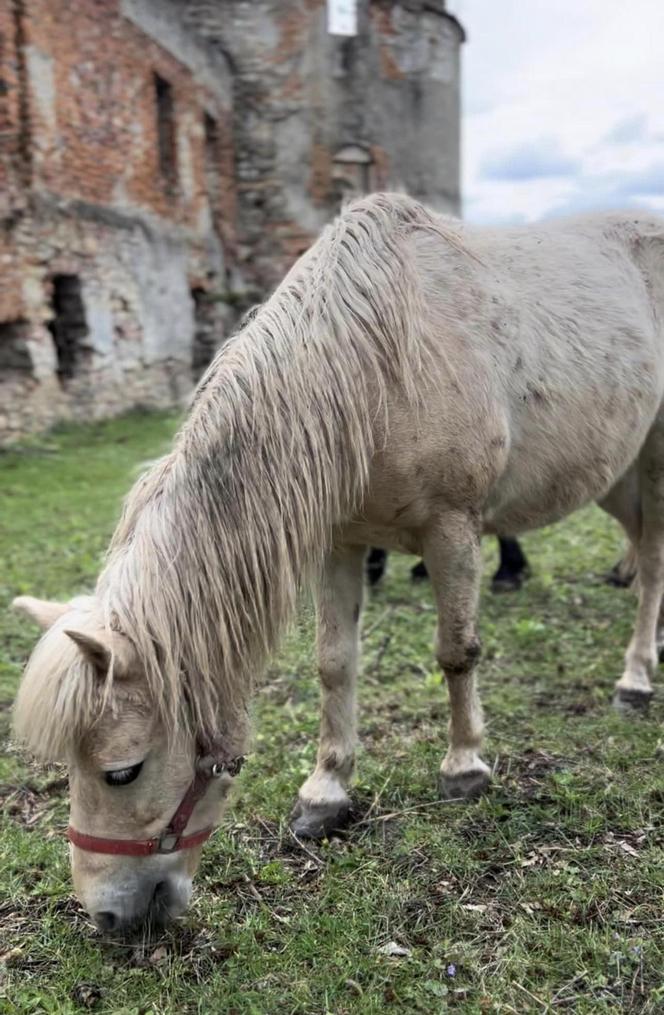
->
[13,195,664,931]
[346,214,661,551]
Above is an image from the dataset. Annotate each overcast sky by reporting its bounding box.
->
[446,0,664,224]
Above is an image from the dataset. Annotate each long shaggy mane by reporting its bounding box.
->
[16,193,439,753]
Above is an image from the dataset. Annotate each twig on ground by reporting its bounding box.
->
[513,981,549,1011]
[356,797,468,826]
[363,607,393,639]
[288,829,323,867]
[361,772,393,822]
[550,970,588,1004]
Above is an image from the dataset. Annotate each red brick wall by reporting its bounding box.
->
[0,0,239,443]
[0,1,27,216]
[9,0,235,237]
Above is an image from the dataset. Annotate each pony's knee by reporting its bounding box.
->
[436,636,482,675]
[319,642,357,688]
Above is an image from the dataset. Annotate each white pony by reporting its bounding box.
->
[13,194,664,935]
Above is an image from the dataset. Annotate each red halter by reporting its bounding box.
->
[67,753,245,856]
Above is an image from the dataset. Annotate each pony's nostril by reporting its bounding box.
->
[94,910,118,933]
[150,880,171,919]
[153,880,168,903]
[145,880,174,927]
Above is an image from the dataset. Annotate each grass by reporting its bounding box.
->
[1,411,663,1014]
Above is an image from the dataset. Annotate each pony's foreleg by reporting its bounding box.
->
[424,511,491,800]
[614,429,664,711]
[290,545,365,838]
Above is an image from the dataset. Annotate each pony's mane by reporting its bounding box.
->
[19,193,438,754]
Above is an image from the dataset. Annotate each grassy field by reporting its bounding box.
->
[0,412,662,1014]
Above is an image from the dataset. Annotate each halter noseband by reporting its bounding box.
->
[67,751,245,857]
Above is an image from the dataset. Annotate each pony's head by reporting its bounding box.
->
[12,595,237,937]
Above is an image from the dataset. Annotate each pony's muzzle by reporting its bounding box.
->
[87,871,192,936]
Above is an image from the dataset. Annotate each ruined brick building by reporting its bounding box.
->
[0,0,464,443]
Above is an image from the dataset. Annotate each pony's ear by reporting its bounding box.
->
[64,627,136,678]
[64,629,112,672]
[12,596,70,630]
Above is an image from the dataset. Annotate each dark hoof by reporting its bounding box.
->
[491,572,524,593]
[605,561,636,588]
[439,768,491,801]
[289,799,350,840]
[613,687,653,714]
[410,560,429,583]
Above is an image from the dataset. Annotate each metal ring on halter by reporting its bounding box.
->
[197,753,246,778]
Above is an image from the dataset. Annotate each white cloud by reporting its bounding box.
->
[479,136,580,181]
[446,0,664,223]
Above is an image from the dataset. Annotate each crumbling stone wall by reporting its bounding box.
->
[0,0,464,442]
[0,0,237,443]
[187,0,464,289]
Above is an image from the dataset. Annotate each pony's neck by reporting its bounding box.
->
[98,292,374,742]
[99,193,427,742]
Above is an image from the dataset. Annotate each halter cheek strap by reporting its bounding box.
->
[67,753,245,857]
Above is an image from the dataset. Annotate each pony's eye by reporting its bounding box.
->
[104,761,143,787]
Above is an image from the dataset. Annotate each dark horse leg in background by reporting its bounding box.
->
[366,547,389,587]
[490,537,531,591]
[366,537,530,591]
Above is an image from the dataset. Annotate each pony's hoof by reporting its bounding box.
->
[289,798,350,840]
[605,562,636,588]
[613,687,653,714]
[491,573,523,593]
[439,767,491,801]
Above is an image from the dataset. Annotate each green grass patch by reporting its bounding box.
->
[1,411,662,1013]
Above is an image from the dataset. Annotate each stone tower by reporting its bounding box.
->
[187,0,465,288]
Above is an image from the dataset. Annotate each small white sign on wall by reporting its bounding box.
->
[327,0,357,36]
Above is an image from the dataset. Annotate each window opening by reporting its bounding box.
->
[204,113,220,221]
[154,72,177,188]
[191,287,217,381]
[48,274,88,380]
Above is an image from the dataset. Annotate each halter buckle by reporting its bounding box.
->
[226,755,246,778]
[199,753,246,779]
[157,831,180,854]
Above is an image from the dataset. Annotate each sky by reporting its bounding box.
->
[446,0,664,224]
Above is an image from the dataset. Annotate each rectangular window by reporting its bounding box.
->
[48,274,88,380]
[191,286,216,381]
[327,0,357,36]
[154,72,176,188]
[204,113,220,221]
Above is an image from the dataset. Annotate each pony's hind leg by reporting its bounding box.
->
[613,430,664,711]
[423,511,491,799]
[491,536,530,592]
[366,547,387,586]
[290,545,365,838]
